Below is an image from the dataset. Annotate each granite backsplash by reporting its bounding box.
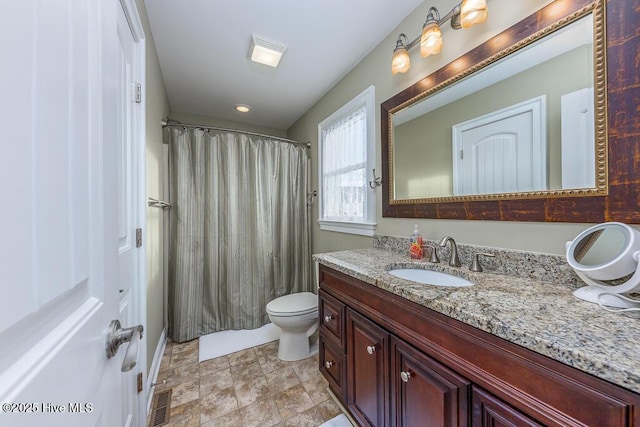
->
[373,234,581,289]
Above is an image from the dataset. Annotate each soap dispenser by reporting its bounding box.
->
[410,224,423,259]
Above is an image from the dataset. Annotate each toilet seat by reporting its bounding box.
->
[266,292,318,317]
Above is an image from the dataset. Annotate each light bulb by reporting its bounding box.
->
[420,21,443,57]
[391,47,411,74]
[460,0,488,29]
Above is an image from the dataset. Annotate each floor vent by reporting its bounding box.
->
[149,389,172,427]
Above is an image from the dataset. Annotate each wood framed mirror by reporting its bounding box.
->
[381,0,639,223]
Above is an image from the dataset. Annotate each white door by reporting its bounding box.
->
[0,1,143,427]
[561,87,595,189]
[453,96,547,195]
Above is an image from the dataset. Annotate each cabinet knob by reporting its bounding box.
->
[325,361,334,369]
[366,345,376,355]
[324,315,334,323]
[400,371,412,383]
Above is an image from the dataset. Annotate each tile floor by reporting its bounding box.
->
[151,339,343,427]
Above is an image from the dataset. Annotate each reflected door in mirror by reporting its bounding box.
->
[453,96,546,195]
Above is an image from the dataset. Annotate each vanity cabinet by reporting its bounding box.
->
[317,264,640,427]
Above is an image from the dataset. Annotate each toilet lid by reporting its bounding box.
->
[266,292,318,316]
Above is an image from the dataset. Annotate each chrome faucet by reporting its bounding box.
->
[439,236,461,267]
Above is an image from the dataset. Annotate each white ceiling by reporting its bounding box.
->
[144,0,424,130]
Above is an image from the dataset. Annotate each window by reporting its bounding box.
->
[318,86,376,236]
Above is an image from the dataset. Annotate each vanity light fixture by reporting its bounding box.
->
[249,34,287,68]
[392,0,488,74]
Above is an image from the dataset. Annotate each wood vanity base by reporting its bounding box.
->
[318,265,640,427]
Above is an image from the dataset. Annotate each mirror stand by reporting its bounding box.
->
[573,265,640,309]
[567,222,640,311]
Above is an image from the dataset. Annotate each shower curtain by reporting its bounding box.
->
[168,127,312,342]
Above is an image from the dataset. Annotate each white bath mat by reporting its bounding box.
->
[198,323,280,362]
[319,414,353,427]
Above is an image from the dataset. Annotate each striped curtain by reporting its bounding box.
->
[167,128,312,342]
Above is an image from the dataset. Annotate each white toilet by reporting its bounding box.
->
[266,292,319,361]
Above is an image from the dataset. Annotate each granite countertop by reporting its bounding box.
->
[313,248,640,394]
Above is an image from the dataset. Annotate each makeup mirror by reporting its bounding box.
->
[566,222,640,309]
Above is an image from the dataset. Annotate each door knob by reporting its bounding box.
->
[324,315,334,323]
[325,361,334,369]
[400,371,412,383]
[106,320,144,372]
[366,345,376,355]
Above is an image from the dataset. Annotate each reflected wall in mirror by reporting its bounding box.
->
[393,14,596,199]
[572,227,627,266]
[381,0,640,223]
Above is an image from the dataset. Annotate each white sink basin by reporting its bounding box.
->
[387,268,474,287]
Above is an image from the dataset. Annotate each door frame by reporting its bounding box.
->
[119,0,147,424]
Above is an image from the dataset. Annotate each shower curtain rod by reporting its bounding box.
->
[161,119,310,148]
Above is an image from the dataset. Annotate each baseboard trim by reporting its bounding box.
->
[146,328,167,412]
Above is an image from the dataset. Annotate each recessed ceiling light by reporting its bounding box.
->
[249,35,287,68]
[236,104,250,113]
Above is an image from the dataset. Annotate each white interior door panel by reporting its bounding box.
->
[0,0,141,426]
[453,96,547,195]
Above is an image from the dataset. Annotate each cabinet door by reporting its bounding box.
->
[391,338,470,427]
[472,387,542,427]
[347,308,389,427]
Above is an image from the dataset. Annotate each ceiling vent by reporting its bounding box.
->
[249,35,287,68]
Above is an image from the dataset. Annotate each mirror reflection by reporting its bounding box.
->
[573,226,628,267]
[392,14,596,200]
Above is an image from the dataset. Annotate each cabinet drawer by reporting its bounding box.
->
[472,386,542,427]
[319,289,345,346]
[320,337,345,401]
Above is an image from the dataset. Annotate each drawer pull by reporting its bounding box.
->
[366,345,376,355]
[400,371,412,383]
[324,315,334,323]
[325,361,334,369]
